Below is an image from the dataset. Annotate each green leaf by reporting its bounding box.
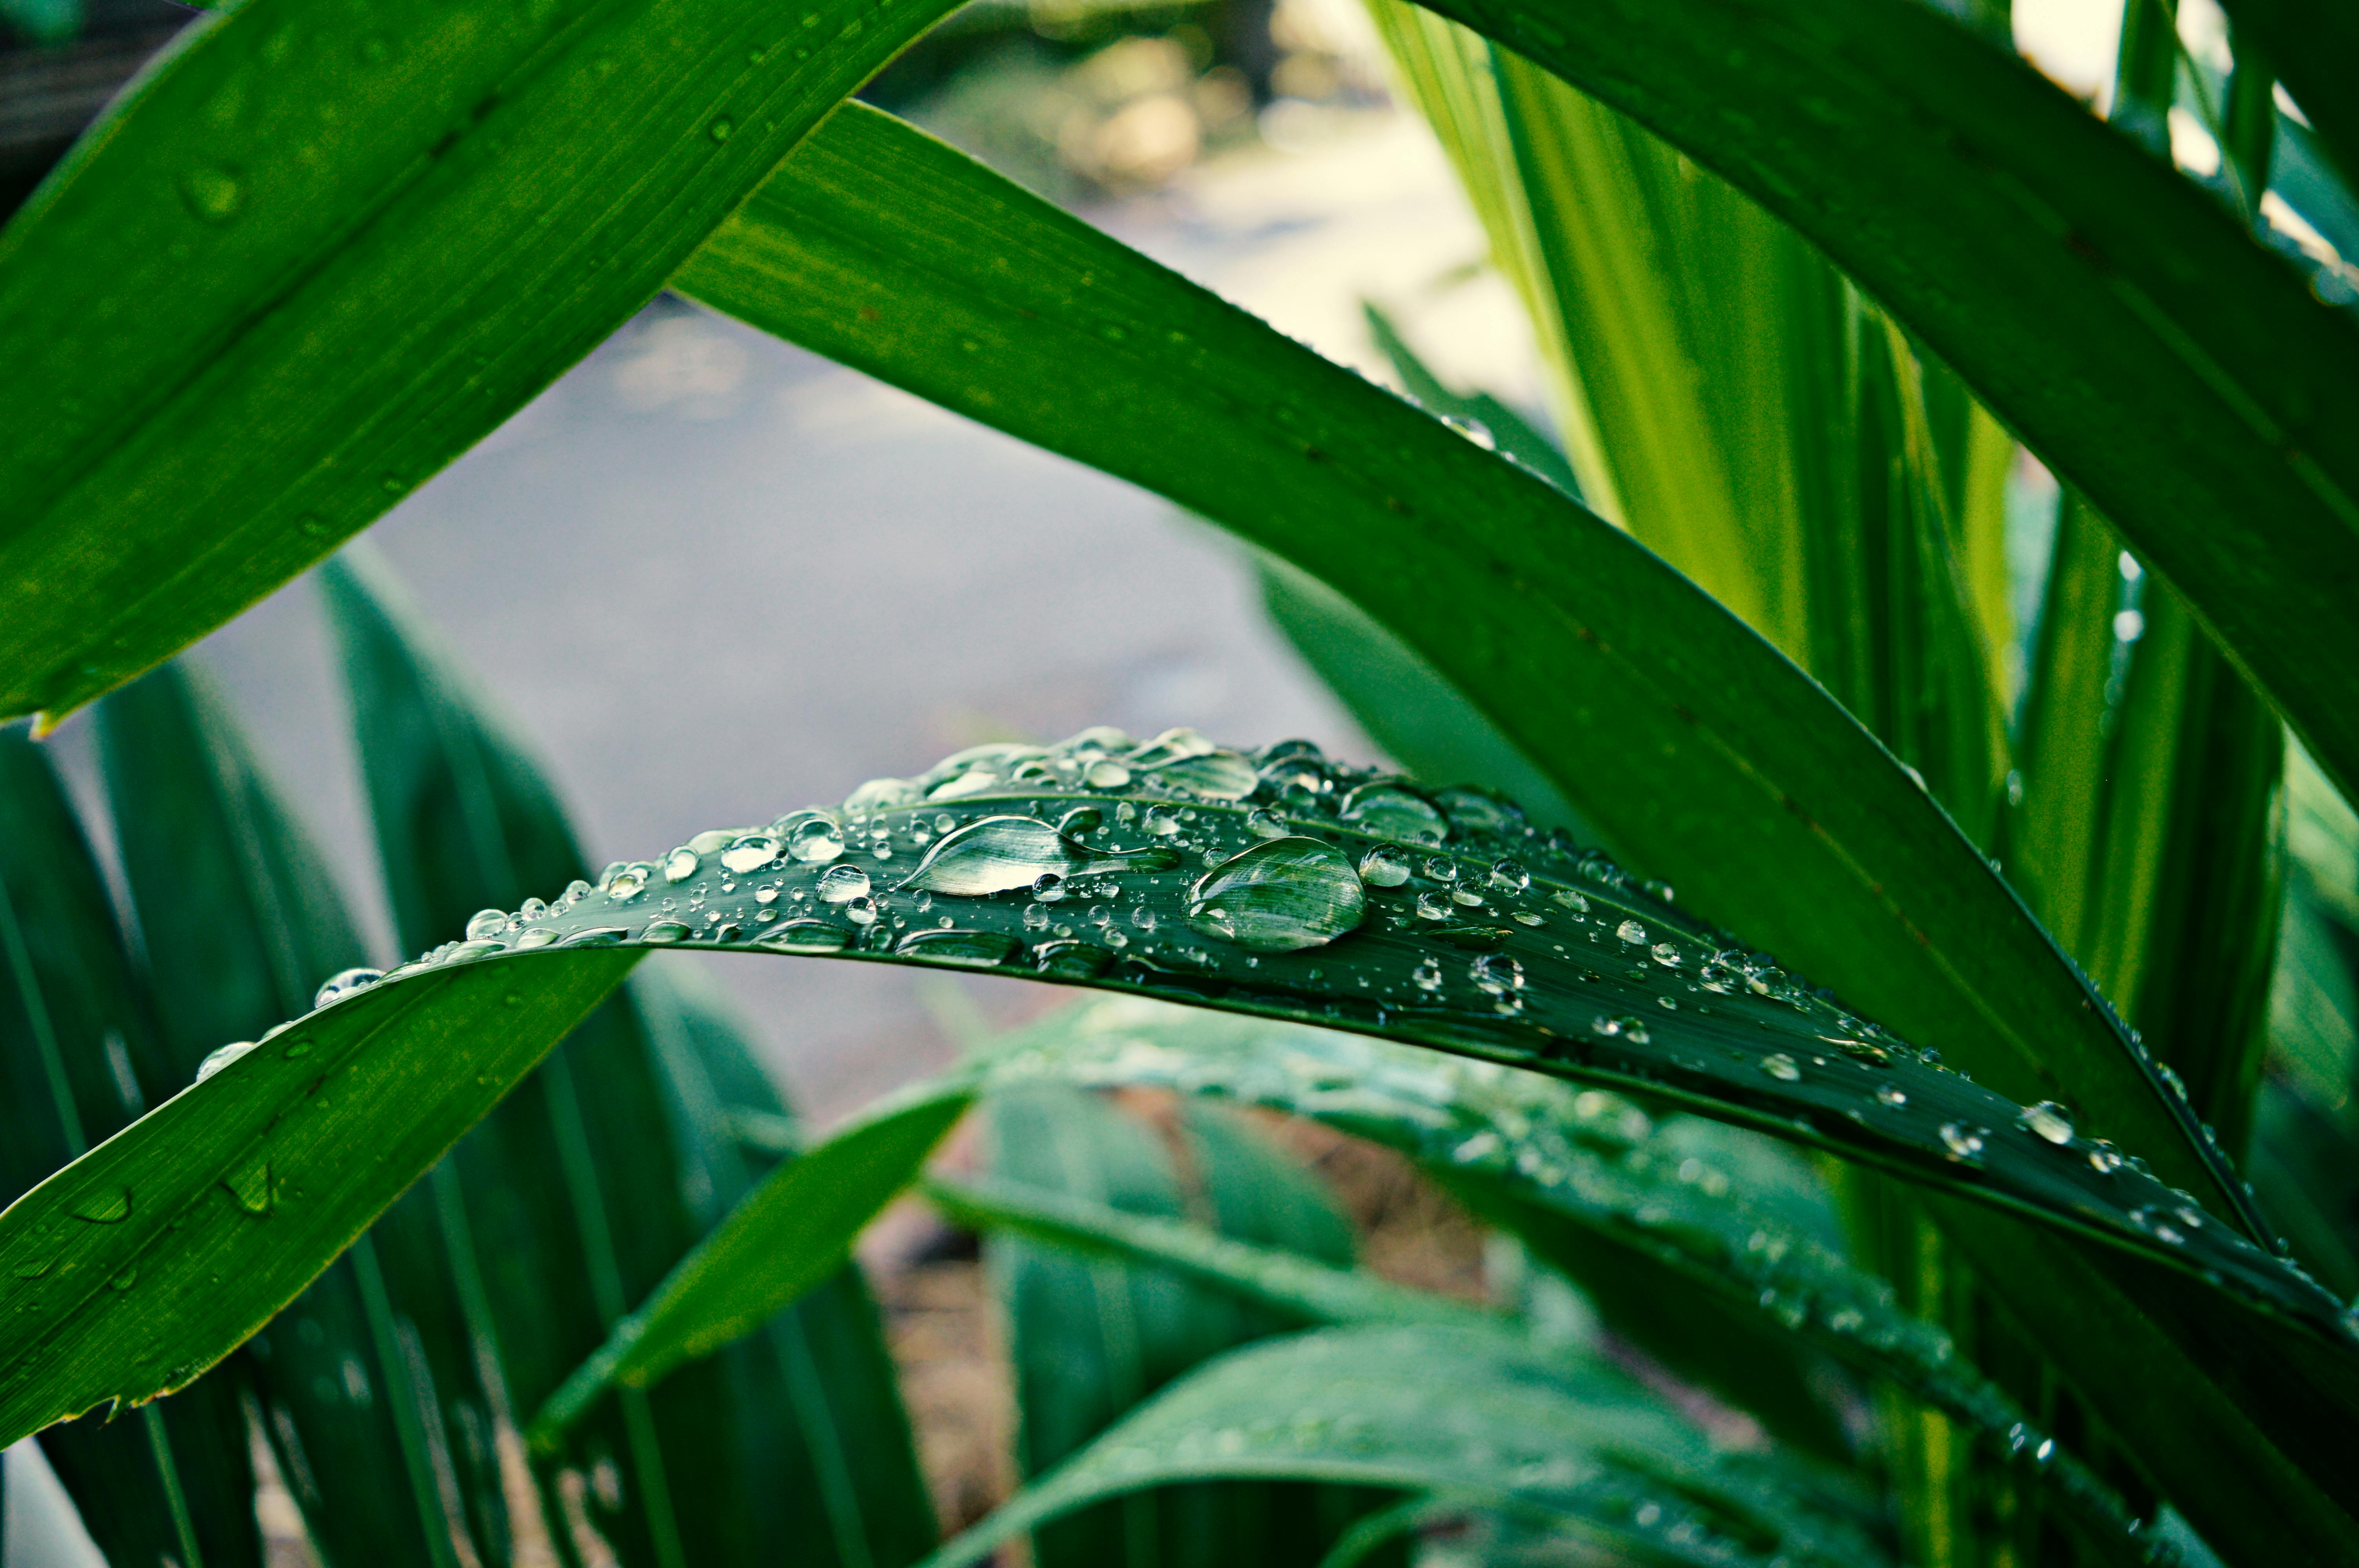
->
[633,964,939,1568]
[919,1325,1891,1568]
[676,101,2248,1242]
[1358,300,1579,499]
[923,1174,1498,1338]
[325,544,932,1567]
[2216,0,2359,190]
[1384,0,2359,832]
[96,662,487,1568]
[983,1085,1369,1568]
[0,929,639,1450]
[0,720,263,1568]
[0,0,968,723]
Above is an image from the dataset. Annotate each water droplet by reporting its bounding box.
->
[758,920,846,953]
[2017,1101,2075,1145]
[2085,1141,2124,1175]
[1033,940,1113,978]
[721,835,781,875]
[1449,887,1483,907]
[1591,1015,1649,1045]
[894,929,1020,967]
[110,1266,138,1292]
[641,920,692,944]
[1875,1085,1907,1107]
[72,1187,131,1224]
[1185,837,1365,952]
[224,1161,272,1215]
[563,927,630,946]
[776,814,844,864]
[465,908,509,941]
[2130,1205,2185,1245]
[1487,859,1529,893]
[709,114,734,141]
[1339,783,1446,843]
[1031,873,1067,903]
[1649,942,1681,967]
[844,896,878,926]
[811,864,869,905]
[1470,954,1524,994]
[1616,920,1646,944]
[1059,806,1103,836]
[1149,750,1257,800]
[514,927,556,951]
[1411,960,1443,992]
[607,865,650,900]
[1552,889,1590,913]
[1939,1123,1987,1161]
[1415,891,1451,920]
[447,940,505,962]
[1358,846,1411,887]
[1512,911,1543,926]
[929,770,1001,801]
[196,1041,256,1082]
[314,968,383,1008]
[180,164,245,223]
[1085,759,1131,789]
[663,847,701,883]
[1759,1053,1801,1082]
[899,816,1091,897]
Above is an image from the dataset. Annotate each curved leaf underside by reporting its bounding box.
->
[4,727,2342,1455]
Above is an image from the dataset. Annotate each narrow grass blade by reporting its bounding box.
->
[678,102,2247,1238]
[0,0,968,723]
[2217,0,2359,188]
[0,722,264,1568]
[96,664,482,1568]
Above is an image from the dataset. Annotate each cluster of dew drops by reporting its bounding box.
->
[181,727,2348,1322]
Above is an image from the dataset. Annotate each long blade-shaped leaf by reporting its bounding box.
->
[920,1325,1889,1568]
[96,664,488,1568]
[1387,0,2359,819]
[676,101,2248,1238]
[0,0,966,724]
[325,546,932,1568]
[0,936,639,1444]
[0,722,263,1568]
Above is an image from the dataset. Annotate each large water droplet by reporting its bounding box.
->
[1084,759,1132,789]
[898,816,1090,897]
[721,834,781,875]
[1032,940,1113,978]
[1185,837,1365,953]
[1470,954,1523,994]
[72,1187,131,1224]
[2017,1101,2075,1145]
[641,920,692,944]
[663,847,701,884]
[1339,783,1445,844]
[314,968,383,1008]
[465,908,509,941]
[1759,1053,1801,1082]
[818,864,873,904]
[196,1041,256,1082]
[758,920,847,953]
[895,929,1020,967]
[1150,750,1257,800]
[1358,846,1411,887]
[607,864,651,900]
[781,812,845,864]
[1615,920,1646,944]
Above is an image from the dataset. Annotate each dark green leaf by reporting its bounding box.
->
[0,0,968,722]
[920,1325,1891,1568]
[0,719,262,1568]
[2217,0,2359,190]
[677,101,2246,1240]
